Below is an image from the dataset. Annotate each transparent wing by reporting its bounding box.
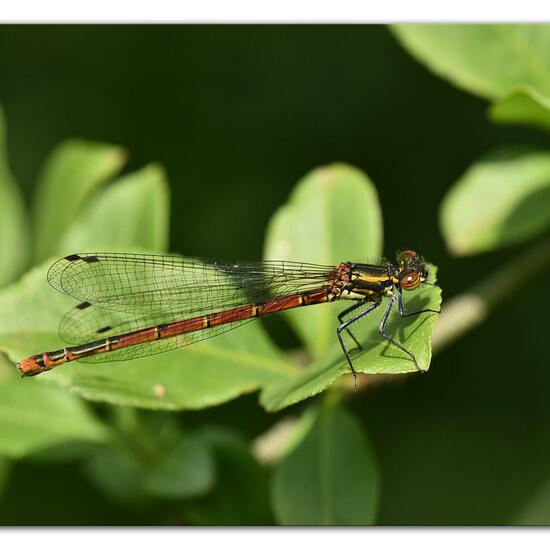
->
[48,253,334,315]
[50,253,336,355]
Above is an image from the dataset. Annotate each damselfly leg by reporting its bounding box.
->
[396,289,441,318]
[378,295,423,372]
[338,289,441,388]
[337,302,367,350]
[378,292,440,374]
[337,300,381,392]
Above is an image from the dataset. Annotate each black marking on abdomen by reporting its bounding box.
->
[48,349,66,362]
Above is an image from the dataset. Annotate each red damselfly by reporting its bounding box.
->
[18,250,439,384]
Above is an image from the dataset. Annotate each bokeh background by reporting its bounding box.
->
[1,25,550,525]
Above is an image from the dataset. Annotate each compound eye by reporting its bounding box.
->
[400,271,420,290]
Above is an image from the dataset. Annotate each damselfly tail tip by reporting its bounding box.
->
[17,356,42,377]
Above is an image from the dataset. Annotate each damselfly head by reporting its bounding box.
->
[396,250,429,291]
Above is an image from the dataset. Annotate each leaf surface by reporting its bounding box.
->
[185,427,272,525]
[271,401,379,525]
[440,150,550,255]
[0,379,108,458]
[59,164,169,254]
[393,25,550,128]
[33,139,126,262]
[86,413,214,503]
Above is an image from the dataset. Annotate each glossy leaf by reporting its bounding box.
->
[32,139,127,262]
[264,163,382,358]
[185,427,272,525]
[440,150,550,255]
[0,261,295,410]
[0,104,29,287]
[59,164,170,254]
[261,267,441,411]
[271,401,379,525]
[0,379,108,458]
[393,25,550,129]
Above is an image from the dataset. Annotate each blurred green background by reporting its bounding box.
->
[1,24,550,525]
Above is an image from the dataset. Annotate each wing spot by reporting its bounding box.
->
[65,254,82,262]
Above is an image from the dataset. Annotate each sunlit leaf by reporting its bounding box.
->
[59,164,170,254]
[33,139,127,262]
[393,25,550,129]
[440,149,550,255]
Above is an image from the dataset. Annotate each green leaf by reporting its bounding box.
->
[271,401,379,525]
[185,427,272,525]
[0,104,29,287]
[59,164,170,254]
[393,25,550,128]
[261,267,441,412]
[490,86,550,131]
[33,139,127,262]
[264,163,382,358]
[0,379,108,458]
[142,436,213,499]
[440,150,550,256]
[0,262,76,364]
[85,444,148,505]
[86,412,214,504]
[0,261,295,410]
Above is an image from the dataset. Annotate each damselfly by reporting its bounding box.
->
[18,250,439,385]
